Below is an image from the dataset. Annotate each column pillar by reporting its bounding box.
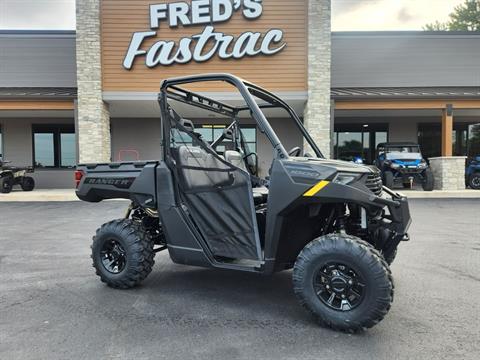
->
[441,104,453,156]
[430,104,467,190]
[76,0,111,163]
[304,0,332,159]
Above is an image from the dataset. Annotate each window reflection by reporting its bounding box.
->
[34,133,55,167]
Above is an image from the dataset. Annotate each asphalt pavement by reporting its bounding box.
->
[0,199,479,360]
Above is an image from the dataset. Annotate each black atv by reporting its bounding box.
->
[0,160,35,193]
[375,142,434,191]
[75,74,411,332]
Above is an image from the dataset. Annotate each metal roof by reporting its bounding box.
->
[0,87,77,100]
[1,86,480,101]
[331,87,480,100]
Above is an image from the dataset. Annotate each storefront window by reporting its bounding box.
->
[60,133,76,167]
[419,123,477,159]
[34,133,55,167]
[334,124,389,164]
[468,123,480,158]
[32,125,76,168]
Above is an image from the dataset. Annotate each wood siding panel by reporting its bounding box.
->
[101,0,307,92]
[0,100,74,110]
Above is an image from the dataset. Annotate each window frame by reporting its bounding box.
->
[32,124,76,169]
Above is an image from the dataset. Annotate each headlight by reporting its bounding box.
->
[333,173,360,185]
[419,161,427,168]
[391,163,401,169]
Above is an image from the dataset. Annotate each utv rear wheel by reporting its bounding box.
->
[91,219,155,289]
[293,234,393,332]
[21,176,35,191]
[422,168,434,191]
[383,171,394,189]
[469,173,480,190]
[0,176,13,193]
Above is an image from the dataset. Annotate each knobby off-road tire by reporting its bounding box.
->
[293,234,394,333]
[0,176,13,193]
[91,219,155,289]
[422,168,434,191]
[21,176,35,191]
[383,171,394,189]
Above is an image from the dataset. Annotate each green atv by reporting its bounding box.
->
[0,160,35,193]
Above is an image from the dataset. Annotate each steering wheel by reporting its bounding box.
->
[288,147,302,157]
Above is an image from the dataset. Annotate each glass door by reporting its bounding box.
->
[334,124,389,164]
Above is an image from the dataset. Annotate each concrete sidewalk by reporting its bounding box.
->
[1,188,479,202]
[0,189,79,202]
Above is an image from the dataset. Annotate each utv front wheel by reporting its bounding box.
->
[422,168,434,191]
[293,234,393,332]
[469,173,480,190]
[383,171,394,188]
[91,219,155,289]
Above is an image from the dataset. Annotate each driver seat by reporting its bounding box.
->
[224,150,268,205]
[224,150,248,172]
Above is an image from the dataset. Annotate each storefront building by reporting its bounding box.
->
[0,0,479,189]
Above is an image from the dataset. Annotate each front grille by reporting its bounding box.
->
[366,172,383,196]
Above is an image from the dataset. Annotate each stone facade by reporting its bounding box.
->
[303,0,332,159]
[76,0,111,163]
[429,157,467,190]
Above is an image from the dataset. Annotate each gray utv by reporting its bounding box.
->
[75,74,411,332]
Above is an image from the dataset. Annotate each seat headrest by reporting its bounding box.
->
[180,118,195,132]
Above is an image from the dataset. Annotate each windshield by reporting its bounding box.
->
[385,146,420,153]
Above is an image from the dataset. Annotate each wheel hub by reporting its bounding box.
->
[330,275,348,293]
[100,239,126,274]
[313,263,365,311]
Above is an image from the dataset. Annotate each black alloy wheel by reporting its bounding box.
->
[313,262,365,312]
[100,239,127,274]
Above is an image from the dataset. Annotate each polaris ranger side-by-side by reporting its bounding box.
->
[76,74,411,332]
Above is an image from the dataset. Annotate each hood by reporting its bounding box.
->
[291,157,374,174]
[386,152,422,161]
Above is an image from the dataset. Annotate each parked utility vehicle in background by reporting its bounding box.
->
[375,142,434,191]
[466,156,480,189]
[75,74,411,332]
[0,160,35,193]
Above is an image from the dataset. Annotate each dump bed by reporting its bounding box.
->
[75,161,160,207]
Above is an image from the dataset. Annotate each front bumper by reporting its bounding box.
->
[369,186,411,255]
[392,167,425,175]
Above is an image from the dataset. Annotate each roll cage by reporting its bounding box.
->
[158,73,324,161]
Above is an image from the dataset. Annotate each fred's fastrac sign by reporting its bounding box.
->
[123,0,286,69]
